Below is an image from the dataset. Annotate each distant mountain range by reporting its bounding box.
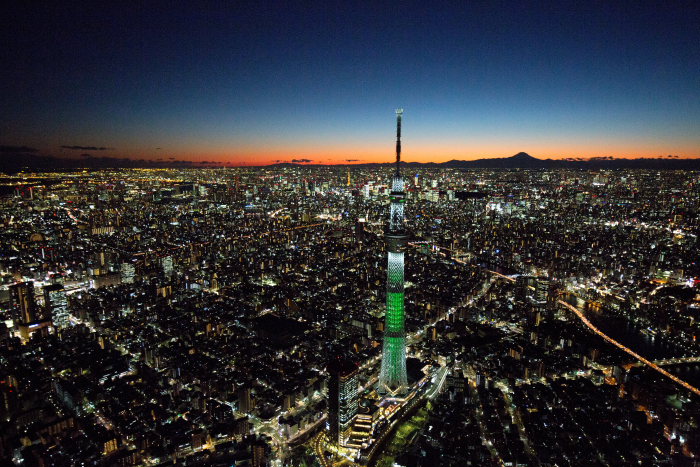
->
[1,149,700,173]
[272,152,700,170]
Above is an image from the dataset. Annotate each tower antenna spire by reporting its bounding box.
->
[395,108,403,176]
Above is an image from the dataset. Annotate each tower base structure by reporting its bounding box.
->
[378,334,408,396]
[378,231,409,397]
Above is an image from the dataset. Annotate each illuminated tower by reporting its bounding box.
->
[379,109,408,396]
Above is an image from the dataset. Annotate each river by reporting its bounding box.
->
[588,314,700,387]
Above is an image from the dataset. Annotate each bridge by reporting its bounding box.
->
[629,356,700,368]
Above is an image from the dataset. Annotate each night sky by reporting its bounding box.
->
[2,2,699,165]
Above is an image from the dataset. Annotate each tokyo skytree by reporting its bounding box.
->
[378,109,408,396]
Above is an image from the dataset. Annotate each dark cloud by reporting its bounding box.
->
[291,158,313,163]
[80,154,92,158]
[168,157,175,160]
[345,159,359,162]
[61,145,112,151]
[156,147,161,150]
[0,145,38,153]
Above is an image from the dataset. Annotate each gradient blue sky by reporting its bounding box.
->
[1,2,699,164]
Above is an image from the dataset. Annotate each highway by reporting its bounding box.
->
[557,299,700,397]
[287,415,327,447]
[426,366,449,400]
[470,263,700,397]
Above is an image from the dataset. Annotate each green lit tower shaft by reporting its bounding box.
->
[379,109,408,396]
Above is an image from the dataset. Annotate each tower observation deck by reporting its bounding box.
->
[378,109,408,396]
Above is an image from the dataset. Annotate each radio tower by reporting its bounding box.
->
[379,109,408,396]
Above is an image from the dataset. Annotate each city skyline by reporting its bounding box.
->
[2,2,699,165]
[3,164,699,466]
[4,3,700,465]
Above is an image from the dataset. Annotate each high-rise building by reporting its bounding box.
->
[121,263,135,284]
[534,276,549,304]
[531,276,550,315]
[238,387,253,413]
[161,255,173,277]
[44,284,69,329]
[251,438,268,467]
[9,281,37,324]
[378,109,409,396]
[327,357,359,445]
